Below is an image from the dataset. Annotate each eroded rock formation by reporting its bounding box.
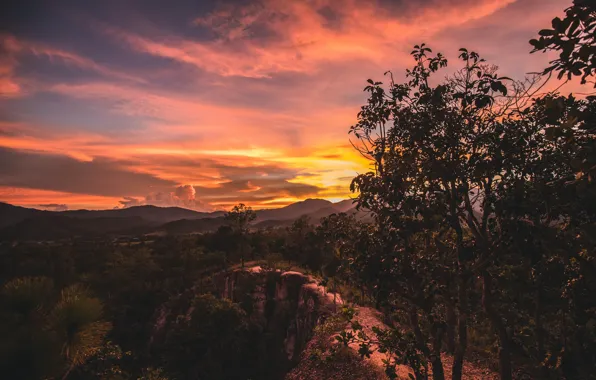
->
[150,267,342,379]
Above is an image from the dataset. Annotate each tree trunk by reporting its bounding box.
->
[333,278,337,312]
[446,301,456,354]
[494,319,512,380]
[451,275,468,380]
[451,196,468,380]
[409,308,431,378]
[482,271,512,380]
[431,321,446,380]
[61,363,75,380]
[534,279,549,378]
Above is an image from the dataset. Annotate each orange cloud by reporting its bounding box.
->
[102,0,516,79]
[0,77,21,97]
[0,119,368,209]
[0,186,121,210]
[0,54,22,97]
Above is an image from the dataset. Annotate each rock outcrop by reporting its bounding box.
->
[212,267,342,364]
[150,266,342,378]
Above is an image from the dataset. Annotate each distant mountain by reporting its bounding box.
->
[0,202,45,228]
[331,199,357,213]
[62,205,221,223]
[255,199,336,221]
[302,206,342,221]
[0,202,221,228]
[153,200,358,234]
[0,199,362,240]
[60,206,223,223]
[250,199,361,229]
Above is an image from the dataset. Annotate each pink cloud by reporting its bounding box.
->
[102,0,516,79]
[0,54,22,98]
[0,77,21,98]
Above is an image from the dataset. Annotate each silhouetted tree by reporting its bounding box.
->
[345,35,596,379]
[284,215,313,265]
[225,203,257,268]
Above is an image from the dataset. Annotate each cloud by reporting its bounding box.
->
[146,187,211,211]
[0,33,145,84]
[118,196,144,208]
[119,184,212,211]
[101,0,516,79]
[174,183,196,200]
[0,118,367,196]
[117,161,325,210]
[38,203,68,211]
[190,162,322,208]
[0,186,121,210]
[0,77,21,98]
[0,45,22,97]
[0,147,175,197]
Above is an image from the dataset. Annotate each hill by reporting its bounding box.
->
[155,216,227,234]
[0,202,220,228]
[62,205,219,223]
[0,202,46,228]
[331,199,356,213]
[0,199,360,239]
[254,199,335,221]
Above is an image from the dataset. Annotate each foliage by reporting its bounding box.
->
[156,294,251,379]
[344,32,596,379]
[0,277,110,380]
[287,305,384,380]
[72,341,131,379]
[224,203,257,267]
[0,220,315,379]
[530,0,596,85]
[137,367,170,380]
[224,203,257,233]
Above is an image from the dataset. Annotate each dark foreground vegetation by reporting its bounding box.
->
[0,208,370,379]
[331,1,596,379]
[1,1,596,379]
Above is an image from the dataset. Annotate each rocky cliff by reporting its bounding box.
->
[150,267,343,379]
[213,267,342,364]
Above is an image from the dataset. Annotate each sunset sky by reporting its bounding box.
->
[0,0,581,211]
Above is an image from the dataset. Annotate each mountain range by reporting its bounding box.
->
[0,199,365,240]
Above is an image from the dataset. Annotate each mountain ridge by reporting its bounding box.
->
[0,198,361,240]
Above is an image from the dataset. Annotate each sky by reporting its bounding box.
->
[0,0,582,211]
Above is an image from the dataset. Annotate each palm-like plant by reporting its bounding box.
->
[47,284,111,379]
[0,277,62,379]
[1,276,54,321]
[0,278,111,380]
